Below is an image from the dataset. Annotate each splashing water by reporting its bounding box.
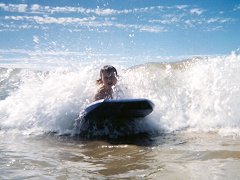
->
[0,54,240,137]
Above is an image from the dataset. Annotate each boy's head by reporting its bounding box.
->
[100,65,118,77]
[97,65,118,89]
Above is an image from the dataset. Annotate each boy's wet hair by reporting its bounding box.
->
[96,65,118,85]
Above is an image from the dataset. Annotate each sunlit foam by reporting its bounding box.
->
[0,53,240,137]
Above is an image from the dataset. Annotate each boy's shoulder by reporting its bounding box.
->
[97,86,106,93]
[94,86,108,101]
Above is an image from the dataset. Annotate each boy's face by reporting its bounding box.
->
[101,71,117,89]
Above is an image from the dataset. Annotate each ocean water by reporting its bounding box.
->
[1,53,240,179]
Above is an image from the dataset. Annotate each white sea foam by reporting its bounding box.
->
[0,53,240,136]
[121,53,240,136]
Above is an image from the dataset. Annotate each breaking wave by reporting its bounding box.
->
[0,53,240,137]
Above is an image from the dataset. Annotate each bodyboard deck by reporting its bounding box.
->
[83,98,154,121]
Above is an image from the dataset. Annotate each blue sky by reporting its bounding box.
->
[0,0,240,64]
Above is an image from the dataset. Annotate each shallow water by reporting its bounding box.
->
[1,132,240,179]
[1,55,240,179]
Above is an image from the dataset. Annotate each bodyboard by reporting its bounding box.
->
[83,98,154,121]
